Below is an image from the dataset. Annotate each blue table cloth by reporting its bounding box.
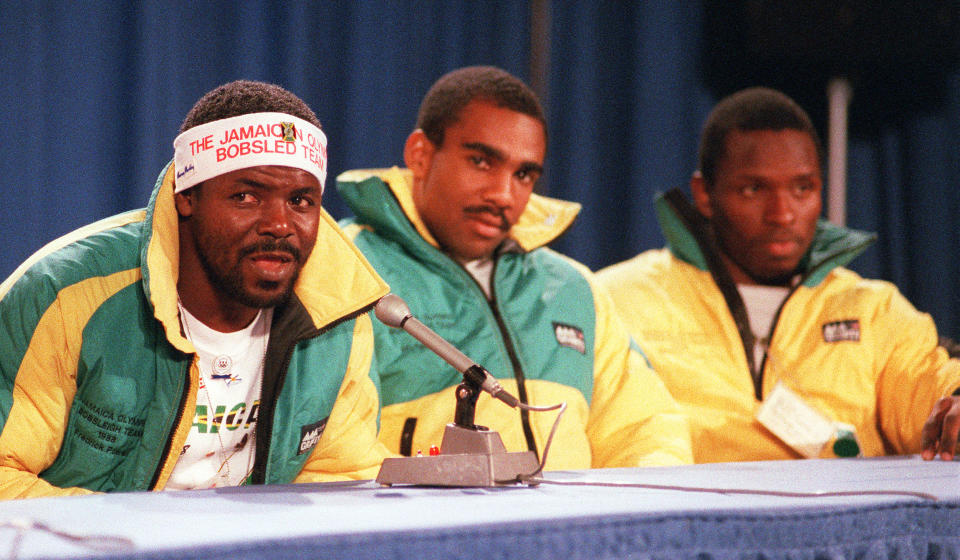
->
[1,456,958,559]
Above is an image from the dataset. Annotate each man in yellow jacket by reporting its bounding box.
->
[598,87,960,463]
[0,81,390,498]
[338,66,692,470]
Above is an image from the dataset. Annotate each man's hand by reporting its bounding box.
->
[921,396,960,460]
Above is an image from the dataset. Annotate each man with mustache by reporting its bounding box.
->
[337,66,692,470]
[0,80,390,498]
[598,87,960,463]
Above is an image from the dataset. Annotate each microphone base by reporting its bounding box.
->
[376,424,540,487]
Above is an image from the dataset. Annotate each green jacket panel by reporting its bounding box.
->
[0,161,390,498]
[265,319,359,484]
[0,213,146,420]
[42,281,188,491]
[337,168,693,470]
[355,235,598,409]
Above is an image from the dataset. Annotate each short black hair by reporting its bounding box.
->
[698,87,823,186]
[416,66,545,146]
[180,80,321,133]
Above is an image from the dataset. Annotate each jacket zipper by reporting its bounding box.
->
[249,305,375,485]
[756,239,876,400]
[379,184,544,457]
[148,359,191,490]
[249,343,296,485]
[469,258,540,459]
[660,189,874,402]
[746,290,791,401]
[487,300,539,458]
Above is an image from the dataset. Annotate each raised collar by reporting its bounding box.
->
[337,167,581,254]
[141,162,388,353]
[655,187,876,288]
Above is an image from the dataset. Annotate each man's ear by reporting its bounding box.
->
[174,189,196,218]
[690,171,713,219]
[403,129,435,181]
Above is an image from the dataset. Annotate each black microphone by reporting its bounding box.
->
[374,294,520,408]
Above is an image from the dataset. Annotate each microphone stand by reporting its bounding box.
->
[372,294,539,487]
[454,365,488,430]
[376,369,540,487]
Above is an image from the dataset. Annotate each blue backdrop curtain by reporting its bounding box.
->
[2,2,959,339]
[0,0,531,272]
[545,2,960,340]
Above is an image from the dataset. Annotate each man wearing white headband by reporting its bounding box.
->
[0,80,390,498]
[337,66,692,470]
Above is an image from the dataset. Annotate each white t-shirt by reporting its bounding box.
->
[461,257,495,300]
[737,284,789,376]
[165,304,272,490]
[456,240,519,300]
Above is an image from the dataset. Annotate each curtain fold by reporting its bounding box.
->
[1,2,958,337]
[546,3,960,339]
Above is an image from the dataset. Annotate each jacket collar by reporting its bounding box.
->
[337,167,581,255]
[140,161,389,353]
[656,187,876,287]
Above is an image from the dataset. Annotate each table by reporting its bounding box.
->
[2,456,959,559]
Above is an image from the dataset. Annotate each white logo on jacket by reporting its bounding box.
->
[553,322,586,354]
[822,320,861,343]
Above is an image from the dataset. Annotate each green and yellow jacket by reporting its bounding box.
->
[0,163,390,499]
[598,189,960,463]
[337,168,692,470]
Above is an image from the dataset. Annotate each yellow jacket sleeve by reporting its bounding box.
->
[0,296,96,499]
[874,286,960,454]
[296,314,393,482]
[584,273,693,467]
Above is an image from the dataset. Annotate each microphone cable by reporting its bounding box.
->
[490,399,936,502]
[520,477,937,502]
[494,400,567,484]
[2,518,135,560]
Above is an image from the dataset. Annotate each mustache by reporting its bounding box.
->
[237,239,301,262]
[464,205,510,231]
[757,232,806,245]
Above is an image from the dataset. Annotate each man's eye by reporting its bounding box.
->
[468,155,490,169]
[515,170,538,184]
[232,192,255,202]
[739,184,760,197]
[291,195,315,208]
